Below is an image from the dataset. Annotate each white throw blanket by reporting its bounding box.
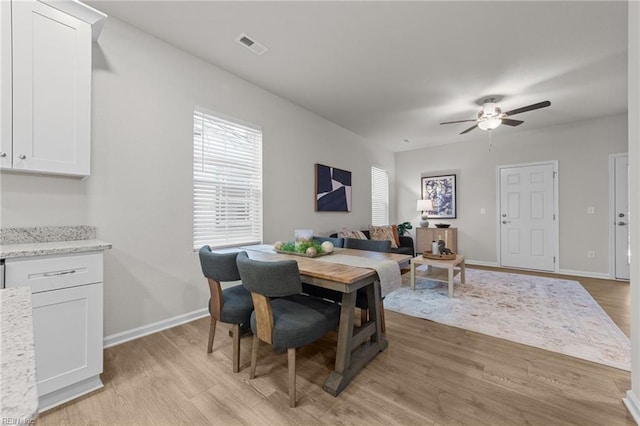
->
[314,253,402,297]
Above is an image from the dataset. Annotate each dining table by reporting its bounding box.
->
[239,245,411,397]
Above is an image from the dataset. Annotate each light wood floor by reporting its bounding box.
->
[38,267,634,425]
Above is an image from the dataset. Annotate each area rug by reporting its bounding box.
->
[384,268,631,371]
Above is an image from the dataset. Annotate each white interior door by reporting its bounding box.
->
[614,155,630,280]
[499,163,556,271]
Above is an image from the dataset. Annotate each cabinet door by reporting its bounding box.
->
[12,1,91,176]
[31,282,103,396]
[0,0,11,168]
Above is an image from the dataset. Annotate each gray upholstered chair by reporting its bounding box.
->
[343,237,391,329]
[236,251,340,407]
[343,237,391,252]
[313,236,344,248]
[198,246,254,373]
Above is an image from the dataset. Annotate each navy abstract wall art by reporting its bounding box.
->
[315,163,352,212]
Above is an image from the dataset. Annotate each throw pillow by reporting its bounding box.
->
[369,225,398,249]
[391,225,401,247]
[338,228,368,240]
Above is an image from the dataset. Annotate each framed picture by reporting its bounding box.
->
[315,163,352,212]
[421,174,456,219]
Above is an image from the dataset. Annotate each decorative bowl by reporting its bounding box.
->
[435,224,451,228]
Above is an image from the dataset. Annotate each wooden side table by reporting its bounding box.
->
[410,254,465,297]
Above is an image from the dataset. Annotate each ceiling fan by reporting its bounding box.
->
[440,98,551,134]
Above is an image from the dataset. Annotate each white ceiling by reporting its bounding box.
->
[87,1,628,152]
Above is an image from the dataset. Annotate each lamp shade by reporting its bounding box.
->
[417,199,433,212]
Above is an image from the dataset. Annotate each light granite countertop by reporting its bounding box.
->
[0,287,38,421]
[0,226,111,258]
[0,239,112,259]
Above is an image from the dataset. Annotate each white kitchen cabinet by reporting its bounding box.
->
[5,251,105,411]
[0,1,12,169]
[1,0,105,177]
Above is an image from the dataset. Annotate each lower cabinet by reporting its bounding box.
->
[31,282,103,401]
[5,251,104,411]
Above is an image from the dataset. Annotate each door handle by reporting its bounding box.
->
[502,220,511,224]
[618,222,627,226]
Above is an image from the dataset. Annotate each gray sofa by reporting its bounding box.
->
[329,230,414,256]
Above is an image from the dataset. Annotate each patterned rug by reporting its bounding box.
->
[384,268,631,371]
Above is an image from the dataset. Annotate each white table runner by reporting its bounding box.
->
[314,253,402,297]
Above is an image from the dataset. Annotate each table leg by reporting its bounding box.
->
[448,265,454,297]
[410,259,415,290]
[460,259,466,284]
[324,282,388,396]
[334,292,355,374]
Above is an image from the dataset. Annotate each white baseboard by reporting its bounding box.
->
[464,259,499,267]
[623,390,640,424]
[557,269,612,280]
[464,260,611,280]
[39,376,103,413]
[103,308,209,348]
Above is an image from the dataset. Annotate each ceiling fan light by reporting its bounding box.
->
[483,102,497,116]
[478,117,502,131]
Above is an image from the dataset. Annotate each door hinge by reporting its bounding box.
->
[553,171,557,178]
[553,256,556,263]
[553,214,556,220]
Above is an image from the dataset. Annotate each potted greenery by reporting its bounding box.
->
[397,221,413,236]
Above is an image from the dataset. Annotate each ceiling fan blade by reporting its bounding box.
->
[440,119,477,125]
[460,124,478,134]
[501,118,524,126]
[504,100,551,116]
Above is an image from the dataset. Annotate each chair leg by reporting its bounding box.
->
[207,316,217,354]
[232,324,240,373]
[288,348,296,408]
[250,335,260,379]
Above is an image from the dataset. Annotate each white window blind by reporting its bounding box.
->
[371,166,389,226]
[193,109,262,249]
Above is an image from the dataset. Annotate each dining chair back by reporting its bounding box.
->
[313,236,344,248]
[198,246,254,372]
[343,237,391,252]
[236,251,340,407]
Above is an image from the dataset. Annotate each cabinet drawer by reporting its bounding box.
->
[5,252,103,293]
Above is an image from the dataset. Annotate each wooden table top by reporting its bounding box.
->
[242,247,411,285]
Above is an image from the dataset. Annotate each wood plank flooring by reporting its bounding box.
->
[37,267,634,425]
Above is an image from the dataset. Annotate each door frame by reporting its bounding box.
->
[609,152,629,280]
[495,160,560,272]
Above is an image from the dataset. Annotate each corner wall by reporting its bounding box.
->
[0,18,395,336]
[395,114,627,276]
[624,0,640,421]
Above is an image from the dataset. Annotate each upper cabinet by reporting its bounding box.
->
[1,1,105,177]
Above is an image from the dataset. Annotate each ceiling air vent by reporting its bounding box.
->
[236,33,268,55]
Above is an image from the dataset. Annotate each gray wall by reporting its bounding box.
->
[395,114,627,276]
[0,18,395,336]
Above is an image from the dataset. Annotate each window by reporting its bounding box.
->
[193,108,262,249]
[371,166,389,225]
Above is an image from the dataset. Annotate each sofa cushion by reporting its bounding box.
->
[390,246,414,256]
[391,225,401,247]
[369,225,398,249]
[338,228,368,239]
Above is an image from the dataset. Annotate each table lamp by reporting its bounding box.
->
[416,199,434,228]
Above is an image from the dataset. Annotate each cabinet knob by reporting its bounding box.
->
[18,154,26,160]
[0,152,5,158]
